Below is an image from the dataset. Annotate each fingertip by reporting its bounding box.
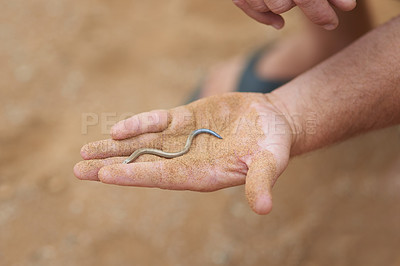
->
[232,0,285,29]
[331,0,357,11]
[110,125,118,139]
[246,185,274,215]
[73,163,82,179]
[295,0,339,30]
[343,1,356,11]
[110,117,135,140]
[253,194,273,215]
[232,0,246,8]
[80,144,90,159]
[258,13,284,29]
[323,22,339,30]
[110,122,124,140]
[245,150,277,215]
[73,161,92,180]
[73,161,100,181]
[271,18,285,30]
[98,166,112,183]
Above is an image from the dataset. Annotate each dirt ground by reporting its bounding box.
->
[1,0,400,265]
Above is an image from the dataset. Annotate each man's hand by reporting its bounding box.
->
[74,16,400,215]
[74,93,295,215]
[233,0,357,30]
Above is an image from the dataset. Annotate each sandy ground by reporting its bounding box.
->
[1,0,400,265]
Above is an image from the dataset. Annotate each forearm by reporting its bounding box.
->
[270,15,400,156]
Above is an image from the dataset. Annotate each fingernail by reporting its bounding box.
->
[323,24,337,30]
[271,22,283,30]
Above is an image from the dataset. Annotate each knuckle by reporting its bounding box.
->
[247,0,269,12]
[293,0,304,5]
[253,5,269,12]
[266,0,292,14]
[293,0,311,5]
[147,112,159,124]
[292,0,338,26]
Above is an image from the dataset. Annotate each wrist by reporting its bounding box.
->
[265,82,312,157]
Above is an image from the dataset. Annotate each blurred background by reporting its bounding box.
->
[1,0,400,265]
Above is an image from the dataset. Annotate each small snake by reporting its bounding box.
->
[123,128,223,164]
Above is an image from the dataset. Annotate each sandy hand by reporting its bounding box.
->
[74,93,294,215]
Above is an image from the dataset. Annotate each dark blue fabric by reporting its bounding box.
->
[187,47,290,103]
[237,48,289,93]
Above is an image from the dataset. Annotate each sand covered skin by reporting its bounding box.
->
[75,92,293,214]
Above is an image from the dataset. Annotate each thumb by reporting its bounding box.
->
[245,150,277,215]
[329,0,357,11]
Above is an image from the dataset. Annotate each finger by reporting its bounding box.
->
[98,159,232,191]
[74,157,126,181]
[98,160,195,189]
[329,0,356,11]
[111,109,170,140]
[244,150,277,215]
[264,0,296,14]
[233,0,285,29]
[80,133,162,160]
[293,0,339,30]
[245,0,269,12]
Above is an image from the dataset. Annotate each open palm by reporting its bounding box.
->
[74,93,294,214]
